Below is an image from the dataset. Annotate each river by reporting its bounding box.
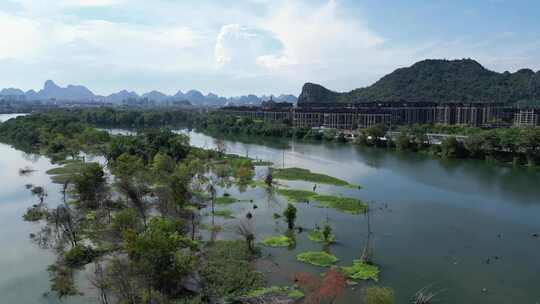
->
[1,115,539,303]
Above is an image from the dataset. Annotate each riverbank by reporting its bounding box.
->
[41,107,539,169]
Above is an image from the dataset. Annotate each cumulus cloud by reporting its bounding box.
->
[214,24,284,74]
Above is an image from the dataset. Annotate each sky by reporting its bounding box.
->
[1,0,540,96]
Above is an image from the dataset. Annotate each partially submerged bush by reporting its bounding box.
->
[22,205,48,222]
[64,245,98,268]
[296,251,338,267]
[307,227,336,244]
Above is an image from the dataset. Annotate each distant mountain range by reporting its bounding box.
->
[298,59,540,105]
[0,80,297,106]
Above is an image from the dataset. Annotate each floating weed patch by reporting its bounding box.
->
[340,260,379,282]
[262,235,292,247]
[307,229,336,244]
[215,196,238,205]
[213,210,235,219]
[287,289,305,300]
[273,167,359,188]
[275,188,368,214]
[314,195,368,214]
[243,286,304,300]
[276,189,316,203]
[296,251,338,267]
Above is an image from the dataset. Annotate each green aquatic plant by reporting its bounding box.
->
[314,195,368,214]
[340,260,379,282]
[276,188,316,202]
[275,188,367,214]
[272,167,360,188]
[215,196,238,205]
[243,286,304,300]
[213,210,235,219]
[296,251,338,267]
[261,235,292,247]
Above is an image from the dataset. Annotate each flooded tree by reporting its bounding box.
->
[236,221,256,254]
[30,185,47,205]
[283,204,297,230]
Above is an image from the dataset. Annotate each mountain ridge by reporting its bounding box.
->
[298,59,540,105]
[0,80,297,106]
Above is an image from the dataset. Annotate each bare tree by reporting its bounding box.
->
[360,202,373,264]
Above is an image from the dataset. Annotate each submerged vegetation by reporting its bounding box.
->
[340,260,380,282]
[314,195,369,214]
[296,251,338,267]
[215,196,238,205]
[261,235,292,247]
[276,188,368,214]
[363,286,395,304]
[272,167,360,188]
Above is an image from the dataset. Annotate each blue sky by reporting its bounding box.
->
[0,0,539,96]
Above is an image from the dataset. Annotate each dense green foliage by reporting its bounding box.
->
[201,241,265,299]
[357,123,540,167]
[298,59,540,104]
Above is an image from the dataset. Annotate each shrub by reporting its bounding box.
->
[64,245,98,268]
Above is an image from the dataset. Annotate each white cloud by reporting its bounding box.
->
[0,12,45,60]
[214,23,284,74]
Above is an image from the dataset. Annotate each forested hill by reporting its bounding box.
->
[298,59,540,104]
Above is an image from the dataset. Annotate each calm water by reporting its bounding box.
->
[0,114,96,303]
[186,131,540,304]
[1,117,539,303]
